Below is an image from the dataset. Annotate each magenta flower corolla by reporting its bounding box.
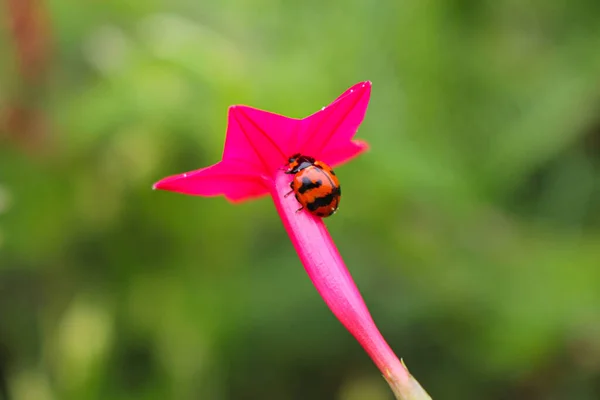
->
[154,82,431,399]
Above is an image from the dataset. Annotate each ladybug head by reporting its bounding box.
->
[286,153,316,174]
[288,153,300,162]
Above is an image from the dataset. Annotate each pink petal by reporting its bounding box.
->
[320,139,370,168]
[333,81,369,101]
[223,105,301,173]
[300,81,371,158]
[153,160,268,202]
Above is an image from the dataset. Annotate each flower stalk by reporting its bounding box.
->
[271,171,431,400]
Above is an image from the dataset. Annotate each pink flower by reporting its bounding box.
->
[154,82,431,399]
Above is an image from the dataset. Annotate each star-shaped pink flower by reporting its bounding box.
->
[154,82,430,400]
[154,81,370,201]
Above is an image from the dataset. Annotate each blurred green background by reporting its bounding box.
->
[2,1,600,399]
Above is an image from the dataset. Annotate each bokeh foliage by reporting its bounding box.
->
[1,0,600,399]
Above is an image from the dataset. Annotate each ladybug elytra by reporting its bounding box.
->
[284,153,341,218]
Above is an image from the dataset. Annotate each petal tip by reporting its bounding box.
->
[354,139,370,151]
[152,180,166,191]
[360,81,372,91]
[339,81,372,102]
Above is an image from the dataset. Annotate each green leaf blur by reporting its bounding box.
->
[1,1,600,399]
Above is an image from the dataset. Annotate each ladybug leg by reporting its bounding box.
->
[295,206,304,213]
[284,181,295,198]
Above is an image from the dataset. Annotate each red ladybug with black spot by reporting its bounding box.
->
[285,153,341,218]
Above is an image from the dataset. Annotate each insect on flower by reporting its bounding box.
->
[284,153,341,217]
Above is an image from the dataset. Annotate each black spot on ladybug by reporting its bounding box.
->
[307,193,336,211]
[298,177,322,194]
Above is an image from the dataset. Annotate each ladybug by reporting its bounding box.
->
[284,153,341,217]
